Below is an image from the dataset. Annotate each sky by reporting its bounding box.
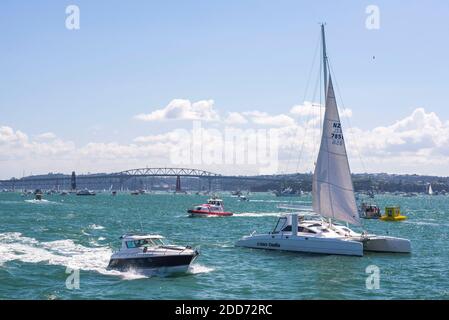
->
[1,0,449,179]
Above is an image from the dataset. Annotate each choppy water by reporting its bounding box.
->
[0,192,448,299]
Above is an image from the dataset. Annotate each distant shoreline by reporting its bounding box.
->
[1,171,448,194]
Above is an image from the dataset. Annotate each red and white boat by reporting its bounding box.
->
[188,198,233,217]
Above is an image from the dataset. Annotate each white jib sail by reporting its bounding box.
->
[312,77,361,226]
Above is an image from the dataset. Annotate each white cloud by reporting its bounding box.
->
[243,111,296,127]
[259,107,449,175]
[347,108,448,154]
[135,99,220,122]
[340,108,353,118]
[290,101,352,120]
[290,101,321,117]
[36,132,57,141]
[1,107,449,178]
[78,142,170,160]
[224,112,248,125]
[0,126,28,146]
[0,126,75,163]
[133,131,185,144]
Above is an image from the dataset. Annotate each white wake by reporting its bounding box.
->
[0,232,213,279]
[0,232,144,280]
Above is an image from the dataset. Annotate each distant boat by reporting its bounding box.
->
[427,184,434,195]
[380,206,407,222]
[76,189,96,196]
[403,192,418,197]
[359,202,381,219]
[274,187,300,197]
[34,189,43,201]
[188,197,233,217]
[238,195,250,202]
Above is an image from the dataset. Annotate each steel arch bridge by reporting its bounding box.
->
[0,167,284,191]
[111,167,221,178]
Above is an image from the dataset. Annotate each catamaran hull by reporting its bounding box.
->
[358,236,411,253]
[235,235,363,256]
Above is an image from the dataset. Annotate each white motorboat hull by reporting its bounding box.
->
[236,234,363,256]
[357,235,411,253]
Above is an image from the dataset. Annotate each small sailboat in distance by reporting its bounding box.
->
[428,183,434,195]
[236,25,411,256]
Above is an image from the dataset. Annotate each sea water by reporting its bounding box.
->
[0,192,448,299]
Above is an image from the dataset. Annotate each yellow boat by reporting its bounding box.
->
[380,206,407,221]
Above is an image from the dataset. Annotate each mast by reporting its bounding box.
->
[321,23,329,225]
[312,25,361,226]
[321,23,328,98]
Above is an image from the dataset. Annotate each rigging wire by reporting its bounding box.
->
[283,33,321,175]
[293,31,323,174]
[295,66,321,174]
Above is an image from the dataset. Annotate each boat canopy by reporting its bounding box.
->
[120,234,164,241]
[208,198,224,206]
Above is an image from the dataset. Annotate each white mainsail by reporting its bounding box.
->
[428,184,433,195]
[312,76,360,226]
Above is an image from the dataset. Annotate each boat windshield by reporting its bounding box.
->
[272,217,288,234]
[126,238,165,248]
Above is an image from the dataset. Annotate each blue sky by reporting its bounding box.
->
[1,1,449,178]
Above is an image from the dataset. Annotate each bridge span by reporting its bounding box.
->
[0,167,285,192]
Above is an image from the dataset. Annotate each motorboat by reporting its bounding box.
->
[380,206,407,222]
[188,197,233,217]
[238,195,250,202]
[34,189,43,201]
[274,187,300,197]
[403,192,418,197]
[359,202,381,219]
[236,25,411,257]
[231,190,241,196]
[107,234,199,275]
[76,189,96,196]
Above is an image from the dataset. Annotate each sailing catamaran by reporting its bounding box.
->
[236,25,411,256]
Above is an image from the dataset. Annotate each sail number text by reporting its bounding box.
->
[331,122,344,146]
